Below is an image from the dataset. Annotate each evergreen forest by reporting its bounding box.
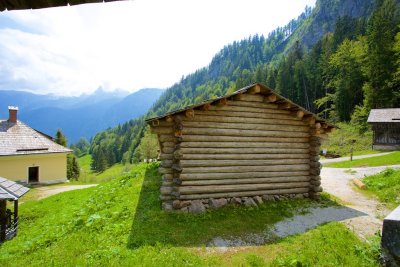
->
[88,0,400,171]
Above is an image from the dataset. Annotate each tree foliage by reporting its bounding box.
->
[89,0,400,170]
[54,129,80,180]
[135,126,159,162]
[55,129,67,147]
[67,155,80,180]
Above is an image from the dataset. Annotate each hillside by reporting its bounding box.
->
[90,0,399,169]
[0,88,164,142]
[0,163,378,266]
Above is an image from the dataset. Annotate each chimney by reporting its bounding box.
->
[8,106,18,123]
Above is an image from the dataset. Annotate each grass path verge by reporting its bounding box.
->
[324,151,400,168]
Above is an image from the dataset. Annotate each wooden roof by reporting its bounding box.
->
[147,83,335,131]
[0,177,29,200]
[0,119,72,156]
[368,108,400,123]
[0,0,123,11]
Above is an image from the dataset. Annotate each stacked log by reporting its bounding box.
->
[151,89,330,212]
[308,136,322,199]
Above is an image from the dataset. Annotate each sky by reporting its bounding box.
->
[0,0,316,96]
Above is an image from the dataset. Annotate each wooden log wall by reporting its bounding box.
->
[151,92,326,210]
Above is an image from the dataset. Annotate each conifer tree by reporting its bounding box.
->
[365,0,399,108]
[55,129,67,147]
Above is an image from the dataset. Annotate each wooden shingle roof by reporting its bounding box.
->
[0,120,71,156]
[147,83,335,131]
[367,108,400,123]
[0,177,29,200]
[0,0,124,11]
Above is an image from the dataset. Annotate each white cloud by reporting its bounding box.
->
[0,0,316,96]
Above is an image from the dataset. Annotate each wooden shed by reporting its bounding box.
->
[147,83,335,212]
[368,109,400,151]
[0,177,29,242]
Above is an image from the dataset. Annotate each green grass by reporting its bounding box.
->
[362,168,400,208]
[322,122,374,156]
[78,154,133,183]
[0,163,379,266]
[324,151,400,168]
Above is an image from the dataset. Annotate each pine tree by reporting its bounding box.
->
[71,155,80,180]
[97,148,108,172]
[328,38,367,121]
[55,129,67,147]
[365,0,400,108]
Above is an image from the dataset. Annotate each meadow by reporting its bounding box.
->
[0,163,379,266]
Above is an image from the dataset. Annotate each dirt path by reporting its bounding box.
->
[205,165,400,251]
[321,165,400,239]
[30,184,98,201]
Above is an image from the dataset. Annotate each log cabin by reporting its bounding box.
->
[368,108,400,151]
[147,83,335,212]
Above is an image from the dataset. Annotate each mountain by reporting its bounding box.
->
[90,0,390,170]
[287,0,375,51]
[0,88,164,143]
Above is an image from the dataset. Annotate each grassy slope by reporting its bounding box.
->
[322,122,374,156]
[324,151,400,168]
[78,154,132,183]
[0,163,379,266]
[363,168,400,209]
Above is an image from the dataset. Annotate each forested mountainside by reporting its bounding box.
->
[89,0,400,171]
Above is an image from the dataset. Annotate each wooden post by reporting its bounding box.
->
[0,200,6,242]
[201,103,211,111]
[265,94,277,103]
[296,110,305,119]
[217,98,228,106]
[304,115,316,125]
[278,102,291,109]
[233,93,245,101]
[13,200,18,237]
[248,84,261,94]
[350,139,356,161]
[185,109,195,119]
[309,136,322,199]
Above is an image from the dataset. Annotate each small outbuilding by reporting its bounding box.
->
[0,176,29,242]
[0,107,72,184]
[147,83,335,211]
[368,108,400,151]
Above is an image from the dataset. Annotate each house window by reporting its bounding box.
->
[28,166,39,183]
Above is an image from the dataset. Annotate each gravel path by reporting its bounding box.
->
[321,165,400,239]
[206,206,366,252]
[206,163,400,251]
[32,184,98,200]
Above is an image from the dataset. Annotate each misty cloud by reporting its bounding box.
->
[0,0,316,96]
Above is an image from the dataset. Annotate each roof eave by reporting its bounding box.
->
[146,83,336,129]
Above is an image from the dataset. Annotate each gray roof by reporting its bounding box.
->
[0,177,29,200]
[367,109,400,123]
[0,120,72,156]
